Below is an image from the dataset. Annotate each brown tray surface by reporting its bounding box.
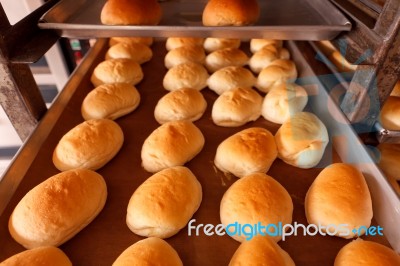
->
[0,41,389,265]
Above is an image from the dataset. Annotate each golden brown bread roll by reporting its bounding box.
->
[380,96,400,131]
[126,166,202,238]
[205,47,249,73]
[305,163,373,239]
[215,127,278,177]
[249,45,279,73]
[101,0,162,25]
[105,42,153,64]
[377,143,400,181]
[112,237,183,266]
[250,39,283,53]
[91,58,144,87]
[165,37,204,51]
[202,0,260,26]
[109,37,153,47]
[275,112,329,168]
[229,236,295,266]
[207,66,256,95]
[220,173,293,242]
[334,239,400,266]
[53,119,124,171]
[141,120,205,173]
[81,83,140,120]
[212,87,262,127]
[0,246,72,266]
[154,88,207,124]
[163,62,209,91]
[203,38,241,53]
[164,45,206,69]
[9,169,107,249]
[256,59,298,93]
[261,83,308,124]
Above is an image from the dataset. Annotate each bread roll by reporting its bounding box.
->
[163,62,209,91]
[166,37,204,51]
[113,237,183,266]
[305,163,373,239]
[53,119,124,171]
[203,38,241,53]
[249,46,279,73]
[105,42,153,64]
[256,59,298,93]
[215,127,277,177]
[9,169,107,249]
[109,37,153,47]
[91,58,143,87]
[390,80,400,97]
[220,173,293,242]
[141,120,204,172]
[164,45,206,69]
[377,143,400,181]
[81,83,140,120]
[126,166,202,238]
[261,83,308,124]
[229,236,295,266]
[275,112,329,168]
[202,0,260,26]
[205,48,249,73]
[380,96,400,131]
[101,0,162,25]
[334,239,400,266]
[154,88,207,124]
[0,247,72,266]
[207,66,256,95]
[250,39,283,53]
[212,87,262,127]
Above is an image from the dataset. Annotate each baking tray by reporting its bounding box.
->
[0,39,399,265]
[38,0,352,40]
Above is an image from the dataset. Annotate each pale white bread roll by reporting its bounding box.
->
[275,112,329,168]
[305,163,373,239]
[141,120,205,173]
[126,166,202,238]
[334,239,400,266]
[81,83,141,120]
[250,39,283,53]
[164,45,206,69]
[165,37,204,51]
[109,37,154,47]
[0,247,72,266]
[163,62,209,91]
[101,0,162,25]
[261,83,308,124]
[53,119,124,171]
[105,42,153,64]
[154,88,207,124]
[249,45,279,73]
[215,127,278,177]
[220,173,293,242]
[112,237,183,266]
[212,87,262,127]
[203,38,241,53]
[256,59,298,93]
[229,236,295,266]
[8,169,107,249]
[207,66,256,95]
[377,143,400,181]
[91,58,143,87]
[380,96,400,131]
[205,48,249,73]
[390,80,400,97]
[202,0,260,26]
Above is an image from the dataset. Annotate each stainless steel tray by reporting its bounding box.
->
[38,0,351,40]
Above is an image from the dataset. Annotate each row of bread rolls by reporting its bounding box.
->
[101,0,261,26]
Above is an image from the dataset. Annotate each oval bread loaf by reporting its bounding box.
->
[8,169,107,249]
[0,246,72,266]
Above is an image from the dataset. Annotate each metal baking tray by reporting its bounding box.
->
[38,0,352,40]
[374,122,400,143]
[0,40,399,265]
